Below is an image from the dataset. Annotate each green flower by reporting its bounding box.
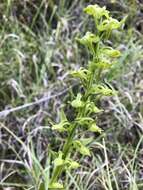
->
[71,93,84,108]
[89,123,103,133]
[73,140,91,156]
[84,4,109,19]
[97,17,126,32]
[52,110,70,132]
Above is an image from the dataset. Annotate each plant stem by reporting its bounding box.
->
[50,52,101,186]
[50,124,77,184]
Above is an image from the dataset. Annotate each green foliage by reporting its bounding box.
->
[48,3,125,189]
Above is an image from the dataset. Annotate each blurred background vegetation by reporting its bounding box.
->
[0,0,143,189]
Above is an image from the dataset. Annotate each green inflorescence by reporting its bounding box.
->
[49,4,125,189]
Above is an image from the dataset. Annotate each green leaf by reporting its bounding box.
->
[71,93,84,108]
[49,182,63,189]
[60,109,68,122]
[84,4,109,19]
[89,123,103,133]
[73,140,91,156]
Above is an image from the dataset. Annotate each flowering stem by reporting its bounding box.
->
[50,62,98,185]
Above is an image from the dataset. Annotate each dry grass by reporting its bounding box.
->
[0,0,143,189]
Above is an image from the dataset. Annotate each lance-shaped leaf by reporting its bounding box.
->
[90,84,117,96]
[73,140,91,156]
[49,182,63,189]
[71,93,84,108]
[89,123,103,133]
[52,110,70,132]
[84,4,109,19]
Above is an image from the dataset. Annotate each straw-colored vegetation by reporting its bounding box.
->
[0,1,143,190]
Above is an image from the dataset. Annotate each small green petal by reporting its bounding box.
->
[89,123,103,133]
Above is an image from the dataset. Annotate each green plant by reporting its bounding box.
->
[49,4,125,189]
